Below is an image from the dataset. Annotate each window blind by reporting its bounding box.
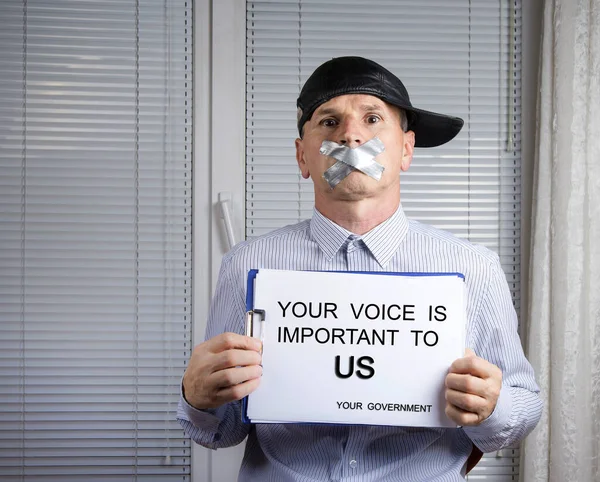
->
[246,1,521,480]
[0,1,192,480]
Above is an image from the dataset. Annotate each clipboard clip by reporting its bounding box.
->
[245,309,265,338]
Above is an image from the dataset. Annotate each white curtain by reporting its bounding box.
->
[521,1,600,481]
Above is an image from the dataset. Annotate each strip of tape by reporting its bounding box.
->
[321,137,386,189]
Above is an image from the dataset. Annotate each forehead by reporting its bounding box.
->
[313,94,394,116]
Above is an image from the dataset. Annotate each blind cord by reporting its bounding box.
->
[19,1,27,480]
[134,0,140,477]
[468,0,472,244]
[507,1,516,153]
[182,2,192,473]
[162,0,173,466]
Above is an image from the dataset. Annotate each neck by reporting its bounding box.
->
[314,192,400,235]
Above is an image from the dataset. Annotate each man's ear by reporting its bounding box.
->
[295,138,311,179]
[400,130,415,172]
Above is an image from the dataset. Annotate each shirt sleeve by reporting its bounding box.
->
[176,251,252,449]
[462,256,543,452]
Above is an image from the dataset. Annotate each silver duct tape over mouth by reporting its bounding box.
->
[320,137,386,189]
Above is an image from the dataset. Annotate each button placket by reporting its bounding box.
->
[341,238,365,477]
[340,426,364,479]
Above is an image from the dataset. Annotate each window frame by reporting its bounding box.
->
[191,0,542,480]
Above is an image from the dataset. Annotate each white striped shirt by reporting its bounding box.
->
[178,205,542,482]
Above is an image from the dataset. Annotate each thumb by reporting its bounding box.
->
[465,347,477,358]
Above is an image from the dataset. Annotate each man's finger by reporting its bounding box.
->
[211,349,262,372]
[445,402,480,426]
[465,347,477,358]
[215,377,262,404]
[208,332,262,354]
[445,373,486,395]
[445,387,486,414]
[449,355,491,378]
[210,364,263,389]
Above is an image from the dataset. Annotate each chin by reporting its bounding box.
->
[326,179,378,200]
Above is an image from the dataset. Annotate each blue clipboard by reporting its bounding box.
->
[241,269,465,425]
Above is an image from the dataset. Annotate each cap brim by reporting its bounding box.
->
[403,106,464,148]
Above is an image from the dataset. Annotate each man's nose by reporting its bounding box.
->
[338,118,364,148]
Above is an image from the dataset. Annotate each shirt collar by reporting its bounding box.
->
[309,204,409,268]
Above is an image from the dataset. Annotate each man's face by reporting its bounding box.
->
[295,94,415,202]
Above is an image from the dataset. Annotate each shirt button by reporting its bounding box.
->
[349,459,357,469]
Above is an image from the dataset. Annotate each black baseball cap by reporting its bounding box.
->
[296,56,464,148]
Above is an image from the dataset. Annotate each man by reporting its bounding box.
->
[178,56,542,481]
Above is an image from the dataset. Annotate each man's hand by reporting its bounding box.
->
[182,332,262,410]
[445,348,502,426]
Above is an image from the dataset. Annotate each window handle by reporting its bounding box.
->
[218,192,236,250]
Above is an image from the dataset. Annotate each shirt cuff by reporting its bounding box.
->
[462,384,513,441]
[179,383,223,434]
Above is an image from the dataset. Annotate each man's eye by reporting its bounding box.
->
[321,118,338,127]
[366,115,381,124]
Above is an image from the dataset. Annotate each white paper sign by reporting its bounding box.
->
[244,269,466,428]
